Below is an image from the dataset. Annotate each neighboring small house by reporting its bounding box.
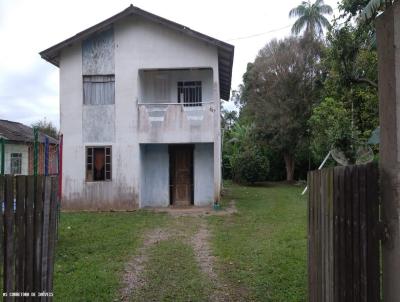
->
[0,120,59,175]
[40,5,234,210]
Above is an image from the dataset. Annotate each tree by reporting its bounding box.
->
[309,97,354,161]
[31,119,58,139]
[240,37,324,181]
[306,0,379,163]
[317,9,379,161]
[221,109,238,130]
[231,147,269,184]
[289,0,333,37]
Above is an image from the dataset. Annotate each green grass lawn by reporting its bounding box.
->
[53,211,170,301]
[209,182,308,301]
[52,182,307,301]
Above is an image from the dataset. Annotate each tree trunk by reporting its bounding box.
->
[283,153,295,182]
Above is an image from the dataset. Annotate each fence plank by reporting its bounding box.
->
[47,177,58,295]
[308,171,313,302]
[366,164,380,302]
[339,166,347,302]
[34,176,44,293]
[25,176,35,301]
[333,167,340,302]
[320,169,327,302]
[359,165,368,302]
[315,170,321,302]
[3,175,15,301]
[15,176,26,293]
[329,168,335,302]
[40,177,51,301]
[351,166,360,302]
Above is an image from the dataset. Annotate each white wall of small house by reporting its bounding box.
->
[0,143,29,175]
[59,15,221,210]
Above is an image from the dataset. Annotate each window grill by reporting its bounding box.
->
[86,146,112,181]
[177,81,202,107]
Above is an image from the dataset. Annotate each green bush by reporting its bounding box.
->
[232,148,269,184]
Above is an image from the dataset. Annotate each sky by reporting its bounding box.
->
[0,0,338,128]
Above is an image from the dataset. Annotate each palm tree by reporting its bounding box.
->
[289,0,333,37]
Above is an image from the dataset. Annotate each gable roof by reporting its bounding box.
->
[39,5,234,101]
[0,120,58,144]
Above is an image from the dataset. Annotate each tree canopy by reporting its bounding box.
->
[31,119,58,139]
[289,0,333,36]
[223,0,380,183]
[237,36,324,181]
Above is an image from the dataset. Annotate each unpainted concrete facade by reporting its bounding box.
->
[58,15,222,210]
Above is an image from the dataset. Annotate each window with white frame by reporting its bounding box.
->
[10,153,22,174]
[177,81,202,107]
[86,146,112,181]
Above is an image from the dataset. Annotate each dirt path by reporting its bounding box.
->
[119,228,172,301]
[118,205,237,301]
[191,221,232,301]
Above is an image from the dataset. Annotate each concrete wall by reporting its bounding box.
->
[376,3,400,300]
[139,143,214,207]
[82,28,115,75]
[83,105,115,142]
[140,144,169,207]
[0,143,29,175]
[59,15,221,209]
[138,104,215,143]
[194,143,214,205]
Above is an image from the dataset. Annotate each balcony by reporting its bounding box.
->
[138,101,216,143]
[137,67,217,143]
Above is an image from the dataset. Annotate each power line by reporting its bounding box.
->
[226,24,292,42]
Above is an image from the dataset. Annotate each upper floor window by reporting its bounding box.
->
[10,153,22,174]
[83,75,115,105]
[177,81,202,107]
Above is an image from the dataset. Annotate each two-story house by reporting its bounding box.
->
[40,5,234,210]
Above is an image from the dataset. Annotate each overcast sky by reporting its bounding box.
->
[0,0,338,128]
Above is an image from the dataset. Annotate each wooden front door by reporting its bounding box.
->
[169,145,193,206]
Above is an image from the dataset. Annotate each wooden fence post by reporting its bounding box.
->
[15,176,26,293]
[3,175,14,301]
[376,2,400,301]
[25,176,35,301]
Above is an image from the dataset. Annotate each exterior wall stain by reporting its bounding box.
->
[82,27,115,75]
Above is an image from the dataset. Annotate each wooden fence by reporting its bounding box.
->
[0,175,59,301]
[308,163,380,302]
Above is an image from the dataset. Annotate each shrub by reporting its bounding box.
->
[232,148,269,184]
